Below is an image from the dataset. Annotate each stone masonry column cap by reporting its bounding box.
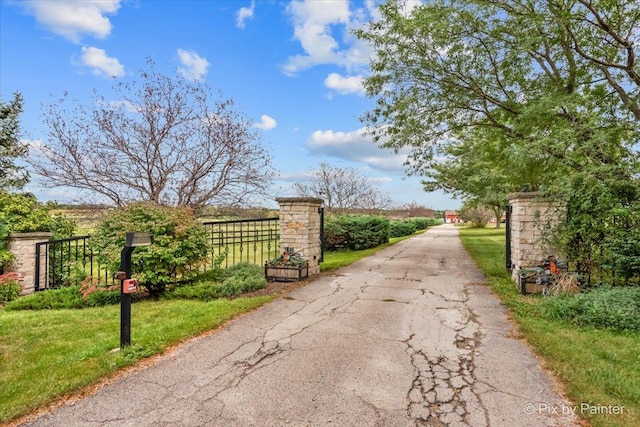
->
[276,197,324,205]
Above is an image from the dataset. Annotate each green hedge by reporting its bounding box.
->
[324,215,389,251]
[389,220,417,238]
[411,217,442,229]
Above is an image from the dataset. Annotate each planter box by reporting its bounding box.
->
[265,264,309,282]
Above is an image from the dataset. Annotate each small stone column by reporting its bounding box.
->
[6,232,53,295]
[508,192,562,281]
[276,197,323,276]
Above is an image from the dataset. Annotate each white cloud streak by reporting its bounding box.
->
[324,72,365,95]
[20,0,121,43]
[306,127,408,173]
[236,1,256,29]
[80,46,125,77]
[255,115,277,130]
[177,49,210,82]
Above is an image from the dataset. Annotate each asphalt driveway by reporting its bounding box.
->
[21,224,578,426]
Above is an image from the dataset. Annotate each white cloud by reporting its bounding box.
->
[255,115,277,130]
[324,73,365,95]
[80,46,125,78]
[306,127,408,173]
[21,0,121,43]
[283,0,373,75]
[236,1,256,29]
[177,49,210,82]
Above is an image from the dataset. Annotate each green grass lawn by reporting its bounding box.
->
[458,227,640,427]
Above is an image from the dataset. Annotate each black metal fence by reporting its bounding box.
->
[34,218,281,291]
[202,217,280,269]
[35,236,112,292]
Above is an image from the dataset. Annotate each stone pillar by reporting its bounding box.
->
[507,192,561,281]
[276,197,323,276]
[6,232,53,295]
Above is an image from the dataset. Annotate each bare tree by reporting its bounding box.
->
[293,162,392,214]
[30,63,273,207]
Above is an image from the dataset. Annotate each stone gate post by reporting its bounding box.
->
[6,232,53,295]
[507,192,561,281]
[276,197,323,276]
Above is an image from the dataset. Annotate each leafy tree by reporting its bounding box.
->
[356,0,639,173]
[356,0,640,278]
[0,93,28,191]
[30,61,273,208]
[459,201,494,228]
[422,132,519,228]
[90,202,210,296]
[293,162,393,214]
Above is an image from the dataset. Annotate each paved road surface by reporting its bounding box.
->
[22,225,578,426]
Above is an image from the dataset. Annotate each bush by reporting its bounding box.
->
[217,263,266,296]
[163,263,266,301]
[540,286,640,332]
[4,286,85,310]
[389,220,417,238]
[324,215,389,251]
[411,217,442,229]
[323,216,349,250]
[91,202,210,297]
[0,272,22,303]
[0,191,76,268]
[162,281,221,301]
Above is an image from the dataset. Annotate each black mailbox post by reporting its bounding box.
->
[118,232,152,348]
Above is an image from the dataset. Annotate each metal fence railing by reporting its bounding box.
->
[34,218,281,291]
[202,217,280,269]
[35,236,112,292]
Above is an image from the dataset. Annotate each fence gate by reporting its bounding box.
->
[505,204,512,270]
[318,206,324,263]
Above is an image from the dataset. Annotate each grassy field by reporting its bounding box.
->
[458,227,640,427]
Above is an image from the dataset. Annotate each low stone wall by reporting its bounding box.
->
[6,232,53,295]
[276,197,323,276]
[508,192,562,281]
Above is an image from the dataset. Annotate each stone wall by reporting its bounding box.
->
[276,197,323,276]
[6,232,53,295]
[508,192,561,281]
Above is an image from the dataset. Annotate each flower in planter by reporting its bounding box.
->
[265,247,308,267]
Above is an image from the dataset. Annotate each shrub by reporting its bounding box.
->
[217,263,266,296]
[540,286,640,332]
[411,217,442,229]
[4,286,84,310]
[162,281,221,301]
[91,202,210,296]
[389,220,417,238]
[162,263,266,301]
[323,216,349,251]
[0,272,22,303]
[0,191,76,268]
[324,215,389,251]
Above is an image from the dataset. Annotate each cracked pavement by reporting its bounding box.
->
[21,225,578,426]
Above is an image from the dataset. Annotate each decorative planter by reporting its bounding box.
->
[265,263,309,282]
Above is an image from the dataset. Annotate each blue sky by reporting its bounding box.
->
[0,0,459,210]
